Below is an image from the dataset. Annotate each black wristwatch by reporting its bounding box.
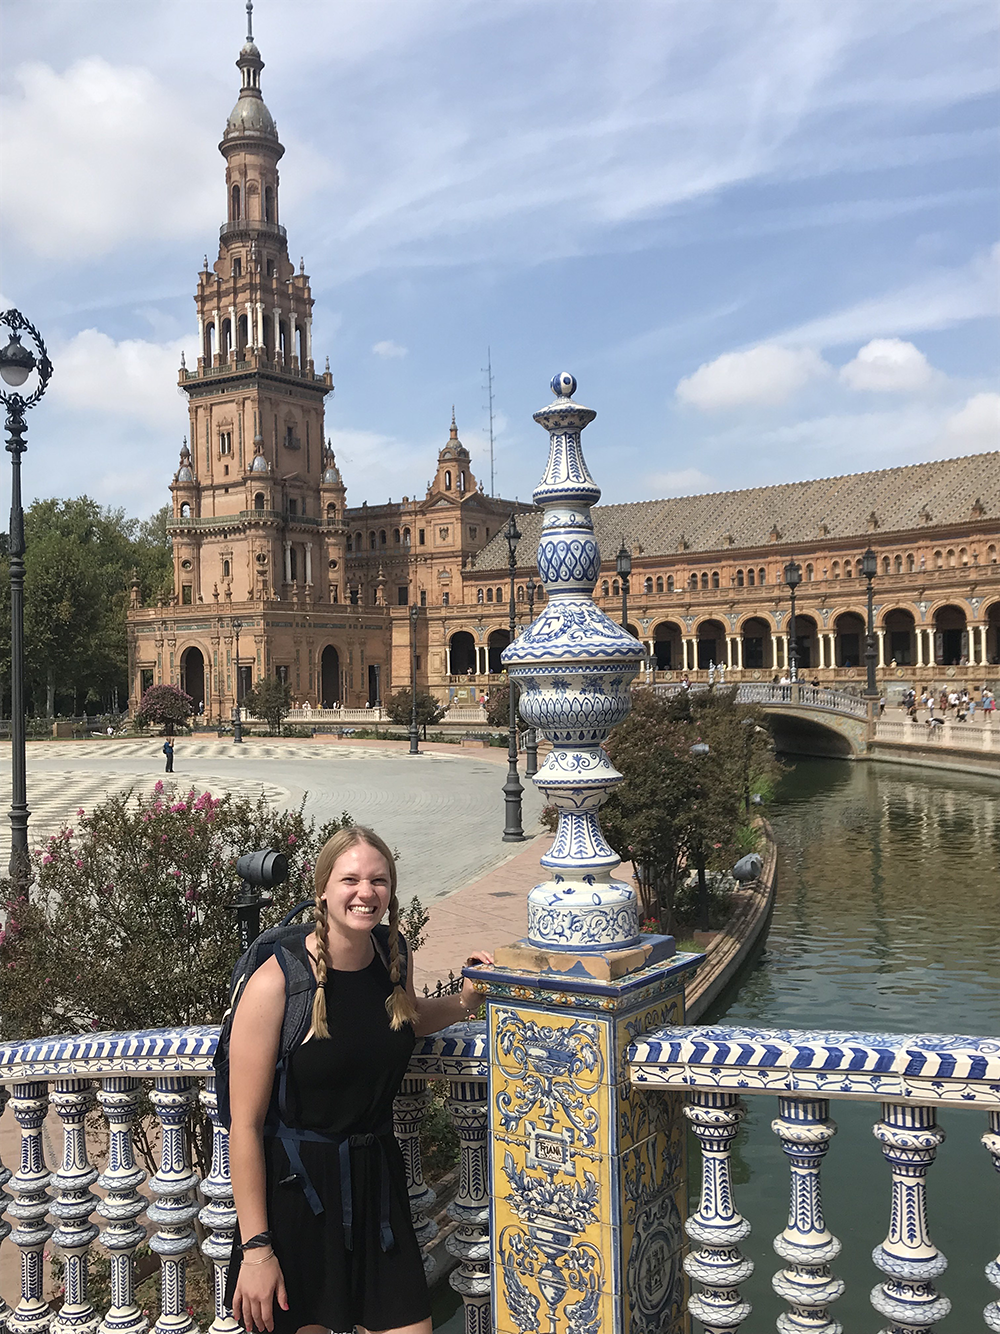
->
[240,1231,273,1252]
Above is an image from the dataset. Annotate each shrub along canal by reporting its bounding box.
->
[704,755,1000,1331]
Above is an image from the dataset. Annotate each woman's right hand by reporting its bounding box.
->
[232,1254,288,1333]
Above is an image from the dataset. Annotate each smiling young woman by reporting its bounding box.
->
[224,825,492,1334]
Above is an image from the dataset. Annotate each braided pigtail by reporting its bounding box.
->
[310,892,331,1039]
[385,889,419,1031]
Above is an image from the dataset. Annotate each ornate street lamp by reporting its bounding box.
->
[409,603,419,755]
[524,575,538,777]
[0,311,52,888]
[783,557,802,682]
[232,619,244,743]
[616,540,631,632]
[861,546,879,702]
[502,511,524,841]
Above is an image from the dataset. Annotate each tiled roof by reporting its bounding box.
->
[470,452,999,573]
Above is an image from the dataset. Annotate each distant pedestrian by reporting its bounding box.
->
[163,738,175,773]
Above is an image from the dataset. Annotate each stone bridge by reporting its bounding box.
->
[654,680,874,757]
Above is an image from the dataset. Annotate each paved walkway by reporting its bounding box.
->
[0,737,543,907]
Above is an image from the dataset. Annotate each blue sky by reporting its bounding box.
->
[1,0,997,522]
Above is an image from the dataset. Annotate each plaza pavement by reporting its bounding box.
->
[0,736,545,908]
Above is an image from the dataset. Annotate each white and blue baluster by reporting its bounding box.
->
[503,374,645,954]
[147,1079,199,1334]
[96,1078,148,1334]
[983,1110,1000,1331]
[683,1091,753,1333]
[198,1078,239,1334]
[393,1077,437,1260]
[770,1096,843,1334]
[445,1079,490,1334]
[0,1088,13,1333]
[870,1102,949,1333]
[7,1081,53,1334]
[49,1080,100,1334]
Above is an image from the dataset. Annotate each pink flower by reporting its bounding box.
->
[153,781,164,794]
[170,802,187,814]
[75,859,83,869]
[287,834,298,845]
[170,869,181,878]
[76,808,85,818]
[91,1019,99,1030]
[42,854,53,865]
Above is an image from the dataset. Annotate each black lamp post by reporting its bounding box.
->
[232,619,244,743]
[783,557,802,682]
[861,546,879,702]
[0,311,52,889]
[689,741,711,932]
[524,575,538,778]
[616,540,631,632]
[502,512,524,841]
[409,603,419,755]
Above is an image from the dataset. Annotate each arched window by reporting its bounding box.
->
[327,503,337,523]
[656,576,664,593]
[369,532,377,551]
[223,559,231,578]
[379,529,387,546]
[666,575,674,592]
[442,592,450,606]
[459,472,466,492]
[254,492,265,510]
[536,586,544,602]
[403,528,411,546]
[907,553,915,571]
[444,470,452,490]
[882,556,891,575]
[221,318,232,359]
[346,535,353,552]
[832,561,840,578]
[496,587,503,603]
[393,528,400,544]
[644,577,653,594]
[934,550,943,568]
[354,532,362,551]
[602,580,610,596]
[736,570,744,587]
[477,588,484,603]
[231,184,241,220]
[987,543,997,562]
[747,568,755,586]
[712,571,720,588]
[264,186,274,223]
[894,555,903,573]
[845,560,853,578]
[946,548,955,567]
[805,563,814,581]
[959,547,968,565]
[700,573,708,590]
[517,585,524,601]
[758,567,766,585]
[486,587,494,602]
[613,580,620,597]
[180,502,191,519]
[689,574,698,589]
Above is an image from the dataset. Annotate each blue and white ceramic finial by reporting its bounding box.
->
[502,377,645,952]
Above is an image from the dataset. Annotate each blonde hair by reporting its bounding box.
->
[310,826,419,1036]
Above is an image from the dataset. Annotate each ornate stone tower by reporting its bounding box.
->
[128,5,387,716]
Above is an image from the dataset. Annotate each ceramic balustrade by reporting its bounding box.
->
[629,1024,1000,1333]
[0,1022,488,1334]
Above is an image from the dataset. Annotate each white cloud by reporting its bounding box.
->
[776,243,1000,348]
[943,392,1000,449]
[371,340,408,359]
[645,467,714,496]
[839,338,936,392]
[50,329,194,430]
[676,345,829,410]
[0,58,217,259]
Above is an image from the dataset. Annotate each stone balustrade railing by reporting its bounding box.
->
[628,1024,1000,1333]
[655,680,872,717]
[876,714,996,751]
[0,1021,488,1334]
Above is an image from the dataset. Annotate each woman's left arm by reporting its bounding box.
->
[410,949,494,1037]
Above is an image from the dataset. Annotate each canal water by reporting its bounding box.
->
[704,757,1000,1331]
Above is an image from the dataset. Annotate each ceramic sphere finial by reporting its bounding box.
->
[550,371,577,398]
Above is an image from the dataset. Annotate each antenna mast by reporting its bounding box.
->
[483,347,496,497]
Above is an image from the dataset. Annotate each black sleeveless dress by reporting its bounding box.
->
[225,950,431,1333]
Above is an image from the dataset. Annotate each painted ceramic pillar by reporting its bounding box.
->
[469,375,701,1334]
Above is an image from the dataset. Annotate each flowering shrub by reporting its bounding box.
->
[0,782,355,1042]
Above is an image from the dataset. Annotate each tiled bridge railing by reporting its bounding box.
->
[628,1025,1000,1333]
[0,1021,488,1334]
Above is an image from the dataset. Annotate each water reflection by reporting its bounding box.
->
[701,758,1000,1332]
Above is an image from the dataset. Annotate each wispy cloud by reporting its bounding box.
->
[372,340,408,359]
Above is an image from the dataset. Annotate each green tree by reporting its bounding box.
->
[386,688,447,739]
[486,678,520,729]
[601,687,777,934]
[135,684,194,732]
[243,675,292,734]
